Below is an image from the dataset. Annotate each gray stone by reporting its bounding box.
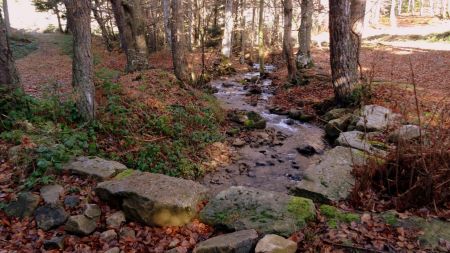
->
[119,226,136,239]
[64,215,97,235]
[336,131,387,157]
[255,234,297,253]
[43,236,65,250]
[35,204,68,231]
[193,230,258,253]
[84,204,101,219]
[105,247,120,253]
[288,109,314,122]
[325,114,354,139]
[230,111,266,129]
[323,108,351,122]
[107,211,126,228]
[40,184,64,205]
[64,195,80,208]
[64,156,127,180]
[232,138,246,147]
[5,192,40,218]
[199,186,316,237]
[356,105,397,132]
[100,229,117,242]
[96,172,209,226]
[388,124,422,143]
[291,146,367,203]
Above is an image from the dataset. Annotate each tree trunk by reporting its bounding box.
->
[297,0,313,68]
[92,0,113,51]
[329,0,358,104]
[258,0,264,75]
[170,0,191,83]
[420,0,424,15]
[64,0,95,121]
[390,0,397,27]
[163,0,172,47]
[282,0,297,82]
[250,0,256,62]
[55,6,64,33]
[221,0,234,59]
[0,10,19,89]
[271,0,280,47]
[110,0,149,72]
[373,0,382,24]
[2,0,10,35]
[430,0,435,16]
[398,0,403,14]
[240,0,246,64]
[187,0,194,51]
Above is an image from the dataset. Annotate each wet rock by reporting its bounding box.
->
[43,236,65,250]
[230,111,266,129]
[323,108,351,122]
[65,215,97,235]
[248,85,262,94]
[84,204,101,219]
[193,229,258,253]
[232,138,246,147]
[268,106,288,115]
[336,131,387,157]
[356,105,397,132]
[296,144,317,156]
[105,247,121,253]
[35,204,68,231]
[5,192,40,218]
[222,82,235,88]
[381,211,450,250]
[100,229,117,242]
[64,156,127,180]
[285,119,295,125]
[291,146,367,203]
[388,124,422,143]
[255,234,297,253]
[40,184,63,205]
[106,211,126,228]
[119,226,136,239]
[199,186,316,237]
[64,195,80,208]
[96,172,209,226]
[325,114,354,139]
[288,109,314,122]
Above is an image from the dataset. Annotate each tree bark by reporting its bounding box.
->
[398,0,403,14]
[92,0,113,51]
[420,0,424,15]
[2,0,11,35]
[0,9,19,89]
[170,0,191,83]
[390,0,397,28]
[110,0,149,72]
[258,0,265,75]
[282,0,297,82]
[55,5,64,33]
[239,0,246,64]
[64,0,95,121]
[250,0,256,62]
[163,0,172,47]
[329,0,358,104]
[271,0,280,47]
[221,0,234,59]
[297,0,313,68]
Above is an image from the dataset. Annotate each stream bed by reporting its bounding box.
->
[201,66,327,194]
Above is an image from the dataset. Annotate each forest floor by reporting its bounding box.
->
[1,23,449,252]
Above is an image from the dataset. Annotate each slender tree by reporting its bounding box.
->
[92,0,113,51]
[297,0,313,68]
[390,0,398,28]
[163,0,171,47]
[110,0,149,72]
[33,0,65,33]
[0,9,19,89]
[64,0,95,121]
[239,0,246,64]
[258,0,264,75]
[2,0,10,35]
[221,0,234,60]
[170,0,191,83]
[282,0,297,82]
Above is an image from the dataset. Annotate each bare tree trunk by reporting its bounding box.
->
[0,10,19,89]
[420,0,424,15]
[64,0,95,121]
[430,0,435,16]
[55,6,64,33]
[110,0,149,72]
[329,0,358,104]
[2,0,10,35]
[221,0,234,59]
[187,0,194,51]
[391,0,398,27]
[297,0,313,68]
[250,0,256,62]
[92,0,113,51]
[398,0,403,14]
[240,0,246,64]
[170,0,191,83]
[271,0,280,47]
[258,0,265,75]
[163,0,172,47]
[283,0,297,82]
[374,0,382,24]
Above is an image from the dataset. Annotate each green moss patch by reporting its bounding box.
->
[114,169,136,180]
[320,205,360,228]
[287,197,316,227]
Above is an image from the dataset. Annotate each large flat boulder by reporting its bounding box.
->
[95,172,209,227]
[64,156,127,180]
[336,131,387,157]
[199,186,316,237]
[356,105,397,132]
[290,146,366,203]
[5,192,40,218]
[193,229,258,253]
[388,124,422,143]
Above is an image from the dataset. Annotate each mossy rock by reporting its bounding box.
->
[114,169,137,180]
[319,205,360,228]
[200,186,316,237]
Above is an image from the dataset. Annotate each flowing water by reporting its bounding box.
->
[201,66,327,194]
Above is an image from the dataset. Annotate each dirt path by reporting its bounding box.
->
[16,33,72,98]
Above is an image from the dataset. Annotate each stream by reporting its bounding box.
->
[201,66,328,194]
